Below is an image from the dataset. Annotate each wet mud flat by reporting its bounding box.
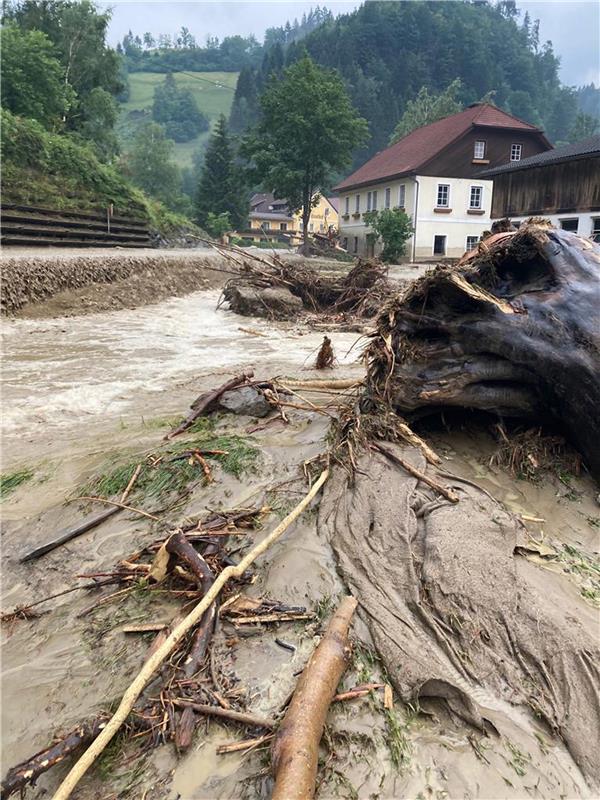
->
[2,288,599,799]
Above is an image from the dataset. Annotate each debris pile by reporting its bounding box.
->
[220,248,390,320]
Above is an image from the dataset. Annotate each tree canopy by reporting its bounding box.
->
[152,73,210,142]
[230,0,582,161]
[390,80,463,143]
[126,122,183,210]
[243,55,368,249]
[195,115,247,230]
[0,24,71,127]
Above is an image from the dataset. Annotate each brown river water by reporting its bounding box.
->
[1,287,598,799]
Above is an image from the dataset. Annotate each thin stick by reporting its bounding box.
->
[333,683,384,702]
[20,467,143,563]
[193,452,213,483]
[75,497,159,520]
[171,699,276,730]
[120,464,142,502]
[374,444,459,503]
[216,734,273,754]
[52,468,329,800]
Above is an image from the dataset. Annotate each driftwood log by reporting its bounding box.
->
[271,595,357,800]
[366,224,600,476]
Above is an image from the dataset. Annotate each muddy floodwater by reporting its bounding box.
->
[2,286,599,799]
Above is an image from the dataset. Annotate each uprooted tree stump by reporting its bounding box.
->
[365,223,600,477]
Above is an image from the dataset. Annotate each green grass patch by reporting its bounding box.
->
[79,427,259,504]
[118,71,238,169]
[0,468,34,500]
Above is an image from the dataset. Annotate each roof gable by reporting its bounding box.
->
[334,103,545,191]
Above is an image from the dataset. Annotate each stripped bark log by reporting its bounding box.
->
[271,595,357,800]
[52,468,329,800]
[165,371,254,440]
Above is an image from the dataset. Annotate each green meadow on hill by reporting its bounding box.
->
[118,71,238,168]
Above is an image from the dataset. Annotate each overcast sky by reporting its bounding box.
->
[101,0,599,87]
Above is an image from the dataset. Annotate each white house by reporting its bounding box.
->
[334,103,552,260]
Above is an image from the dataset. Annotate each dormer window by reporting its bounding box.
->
[474,140,486,159]
[511,143,522,161]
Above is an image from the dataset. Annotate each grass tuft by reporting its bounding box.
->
[79,429,259,504]
[0,468,34,500]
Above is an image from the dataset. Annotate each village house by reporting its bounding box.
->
[334,103,552,260]
[480,134,600,239]
[240,192,339,245]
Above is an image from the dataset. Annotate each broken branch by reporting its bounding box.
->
[52,468,329,800]
[374,444,459,503]
[165,371,254,440]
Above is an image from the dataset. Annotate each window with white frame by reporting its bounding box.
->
[511,143,522,161]
[263,221,270,230]
[466,235,479,251]
[342,237,348,250]
[560,218,578,232]
[344,196,350,215]
[385,187,391,209]
[474,140,486,159]
[436,184,450,207]
[398,184,406,208]
[372,190,378,210]
[367,191,372,211]
[592,218,600,236]
[355,194,360,213]
[353,237,358,253]
[469,185,483,209]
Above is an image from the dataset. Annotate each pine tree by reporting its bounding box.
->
[195,115,246,230]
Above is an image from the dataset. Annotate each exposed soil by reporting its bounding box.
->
[2,283,598,799]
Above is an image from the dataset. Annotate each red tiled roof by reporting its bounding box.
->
[334,103,544,191]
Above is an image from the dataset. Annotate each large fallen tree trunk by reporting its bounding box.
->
[271,595,357,800]
[365,224,600,476]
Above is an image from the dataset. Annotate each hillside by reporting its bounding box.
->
[118,71,238,168]
[230,1,577,167]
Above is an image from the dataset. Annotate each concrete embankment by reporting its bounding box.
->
[0,247,236,317]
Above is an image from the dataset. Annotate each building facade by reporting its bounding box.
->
[481,135,600,239]
[335,103,551,260]
[241,193,338,245]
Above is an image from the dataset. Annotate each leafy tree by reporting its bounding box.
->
[568,112,599,142]
[243,55,368,251]
[9,0,122,131]
[205,211,232,239]
[79,87,119,161]
[390,79,463,144]
[196,115,247,230]
[0,23,70,126]
[126,122,182,209]
[363,208,414,263]
[152,73,209,142]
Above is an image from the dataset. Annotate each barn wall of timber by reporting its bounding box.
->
[491,156,600,218]
[421,128,550,179]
